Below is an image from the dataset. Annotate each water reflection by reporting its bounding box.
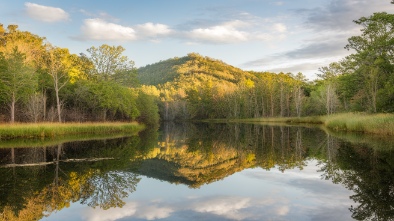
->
[0,136,145,220]
[0,123,393,221]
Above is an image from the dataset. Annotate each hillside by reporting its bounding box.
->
[138,56,192,85]
[137,53,260,120]
[137,53,256,87]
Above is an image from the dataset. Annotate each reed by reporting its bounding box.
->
[323,113,394,135]
[0,122,145,140]
[235,113,394,135]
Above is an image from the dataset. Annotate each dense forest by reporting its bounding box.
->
[1,12,393,124]
[0,25,158,125]
[138,12,394,121]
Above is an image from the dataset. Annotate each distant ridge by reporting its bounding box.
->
[137,53,255,86]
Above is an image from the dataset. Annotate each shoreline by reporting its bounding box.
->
[0,122,145,140]
[203,113,394,136]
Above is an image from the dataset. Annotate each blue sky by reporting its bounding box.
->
[1,0,393,79]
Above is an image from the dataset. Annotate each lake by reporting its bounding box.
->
[0,123,393,221]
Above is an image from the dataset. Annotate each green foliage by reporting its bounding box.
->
[65,79,140,121]
[0,48,37,122]
[0,24,145,123]
[341,12,394,113]
[112,68,139,87]
[87,45,136,81]
[138,56,192,85]
[136,90,160,125]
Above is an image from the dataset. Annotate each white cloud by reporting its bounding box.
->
[136,23,172,37]
[25,2,69,22]
[82,202,137,221]
[82,202,173,221]
[276,205,290,216]
[74,11,288,44]
[77,18,171,41]
[135,205,173,220]
[193,197,250,214]
[192,196,251,220]
[80,18,136,41]
[180,15,290,44]
[254,33,275,41]
[187,20,249,44]
[189,26,248,43]
[273,23,287,33]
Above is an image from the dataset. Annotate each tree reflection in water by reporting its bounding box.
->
[147,123,393,221]
[0,136,144,220]
[78,170,140,209]
[0,123,392,221]
[320,140,394,221]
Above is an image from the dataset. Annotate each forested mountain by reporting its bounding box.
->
[138,52,307,120]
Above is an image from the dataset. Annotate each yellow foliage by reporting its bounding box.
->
[68,67,82,84]
[243,79,255,88]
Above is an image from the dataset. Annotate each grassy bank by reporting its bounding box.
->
[0,122,145,140]
[322,113,394,135]
[220,113,394,136]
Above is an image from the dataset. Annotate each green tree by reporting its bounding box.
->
[293,72,306,117]
[0,48,36,123]
[318,62,342,115]
[136,90,159,125]
[86,44,137,84]
[345,12,394,112]
[42,47,83,122]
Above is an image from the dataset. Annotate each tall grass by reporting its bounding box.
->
[0,122,145,140]
[323,113,394,135]
[234,113,394,135]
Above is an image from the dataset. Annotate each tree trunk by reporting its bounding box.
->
[270,93,274,117]
[103,109,107,121]
[371,76,378,113]
[10,99,15,123]
[326,84,332,115]
[280,83,284,117]
[11,148,15,164]
[55,87,62,122]
[54,144,62,186]
[254,90,259,118]
[43,89,47,121]
[294,87,303,117]
[165,102,169,120]
[261,94,265,117]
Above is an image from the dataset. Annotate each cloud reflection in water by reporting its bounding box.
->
[78,160,354,221]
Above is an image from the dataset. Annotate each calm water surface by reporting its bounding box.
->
[0,123,393,221]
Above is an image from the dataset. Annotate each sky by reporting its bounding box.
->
[1,0,393,80]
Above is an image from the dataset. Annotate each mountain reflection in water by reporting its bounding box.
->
[0,123,392,221]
